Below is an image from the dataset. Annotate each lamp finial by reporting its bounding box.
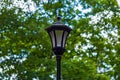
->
[57,16,61,21]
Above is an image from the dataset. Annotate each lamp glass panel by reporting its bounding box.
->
[63,31,68,47]
[55,30,63,47]
[50,31,55,47]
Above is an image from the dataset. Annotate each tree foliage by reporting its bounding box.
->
[0,0,120,80]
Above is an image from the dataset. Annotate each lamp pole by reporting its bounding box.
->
[56,55,61,80]
[45,16,72,80]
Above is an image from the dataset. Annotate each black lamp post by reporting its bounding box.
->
[45,16,72,80]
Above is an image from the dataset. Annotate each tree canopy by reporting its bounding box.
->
[0,0,120,80]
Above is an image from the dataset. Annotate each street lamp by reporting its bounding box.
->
[45,16,72,80]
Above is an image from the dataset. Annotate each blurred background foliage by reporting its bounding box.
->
[0,0,120,80]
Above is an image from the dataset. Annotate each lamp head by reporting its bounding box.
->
[45,16,72,55]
